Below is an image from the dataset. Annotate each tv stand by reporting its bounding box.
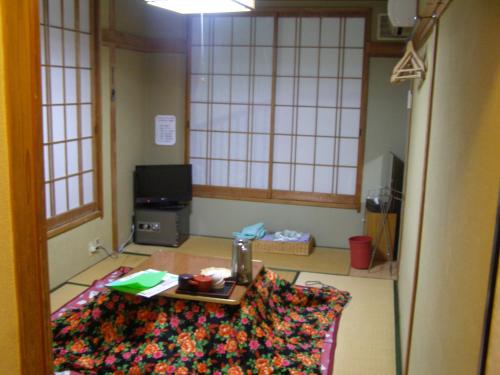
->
[134,204,190,247]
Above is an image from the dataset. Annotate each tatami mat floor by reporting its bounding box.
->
[50,283,88,313]
[68,253,147,285]
[127,235,352,275]
[296,273,396,375]
[50,242,397,375]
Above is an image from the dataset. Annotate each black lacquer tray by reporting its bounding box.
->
[175,280,236,299]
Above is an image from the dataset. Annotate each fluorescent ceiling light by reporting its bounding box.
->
[145,0,255,14]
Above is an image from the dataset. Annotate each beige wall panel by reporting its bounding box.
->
[486,257,500,374]
[114,0,187,245]
[116,0,185,39]
[408,0,500,374]
[362,57,409,200]
[397,30,436,370]
[48,218,110,287]
[115,49,149,245]
[0,8,21,369]
[143,53,186,165]
[191,197,363,248]
[47,1,114,289]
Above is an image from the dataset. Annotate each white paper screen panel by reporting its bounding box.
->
[67,176,80,209]
[82,172,93,204]
[65,68,77,102]
[271,16,363,196]
[79,0,90,32]
[229,161,246,187]
[40,0,97,219]
[54,179,68,215]
[190,15,273,189]
[63,0,75,29]
[189,14,365,199]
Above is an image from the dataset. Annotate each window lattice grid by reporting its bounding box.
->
[39,0,96,219]
[189,16,274,189]
[273,16,364,196]
[188,13,366,204]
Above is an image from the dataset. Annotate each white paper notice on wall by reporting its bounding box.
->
[155,115,176,146]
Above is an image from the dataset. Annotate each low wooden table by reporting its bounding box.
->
[128,251,264,305]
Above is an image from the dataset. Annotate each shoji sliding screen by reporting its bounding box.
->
[190,16,274,198]
[39,0,101,235]
[188,12,368,208]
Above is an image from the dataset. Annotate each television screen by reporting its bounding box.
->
[134,164,192,204]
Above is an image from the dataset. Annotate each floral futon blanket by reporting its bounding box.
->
[52,269,350,374]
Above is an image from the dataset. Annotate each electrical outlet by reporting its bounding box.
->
[88,238,101,255]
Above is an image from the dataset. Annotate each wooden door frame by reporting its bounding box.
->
[478,189,500,374]
[1,0,53,373]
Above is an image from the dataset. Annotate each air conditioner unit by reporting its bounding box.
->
[377,14,411,41]
[387,0,417,27]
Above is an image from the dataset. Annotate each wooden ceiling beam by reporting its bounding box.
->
[367,41,405,58]
[102,29,187,54]
[413,0,453,49]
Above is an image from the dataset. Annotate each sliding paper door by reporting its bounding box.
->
[188,12,368,208]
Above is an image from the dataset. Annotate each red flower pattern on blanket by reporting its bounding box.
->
[52,269,350,374]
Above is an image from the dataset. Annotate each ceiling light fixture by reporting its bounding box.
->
[145,0,255,14]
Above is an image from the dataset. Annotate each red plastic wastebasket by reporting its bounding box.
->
[349,235,372,269]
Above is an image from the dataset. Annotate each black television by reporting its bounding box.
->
[134,164,192,206]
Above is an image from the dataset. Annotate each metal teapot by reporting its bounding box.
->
[231,237,252,285]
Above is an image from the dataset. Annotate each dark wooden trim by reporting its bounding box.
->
[194,185,359,209]
[102,29,187,54]
[366,41,405,58]
[184,17,191,164]
[272,189,358,207]
[1,0,53,373]
[184,8,372,17]
[266,14,279,196]
[194,185,269,200]
[354,9,371,212]
[403,22,439,375]
[76,0,84,213]
[252,7,373,17]
[478,189,500,374]
[47,207,101,238]
[413,0,452,49]
[92,0,104,221]
[109,0,119,251]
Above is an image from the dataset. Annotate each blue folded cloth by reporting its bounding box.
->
[233,222,267,240]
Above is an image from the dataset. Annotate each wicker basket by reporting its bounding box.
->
[253,234,314,256]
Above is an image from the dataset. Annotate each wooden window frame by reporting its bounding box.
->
[40,0,102,238]
[185,9,370,210]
